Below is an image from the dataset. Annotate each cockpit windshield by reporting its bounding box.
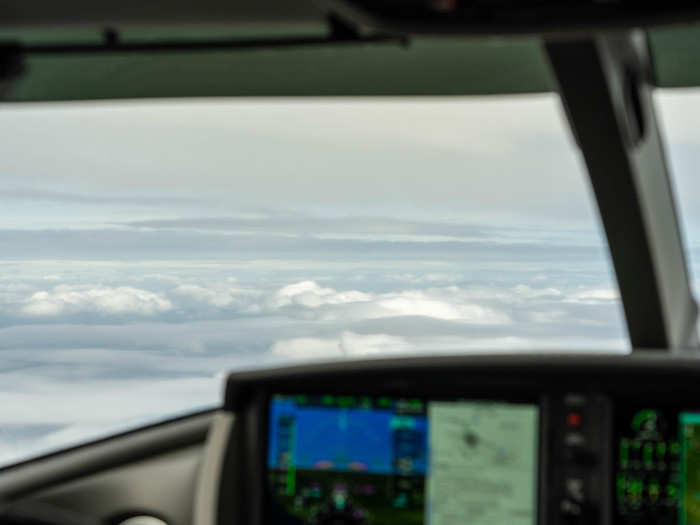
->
[0,95,625,465]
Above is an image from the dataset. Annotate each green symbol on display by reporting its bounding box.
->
[338,396,355,408]
[657,442,667,458]
[393,493,408,508]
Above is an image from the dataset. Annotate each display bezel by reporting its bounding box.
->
[262,391,541,525]
[225,381,544,525]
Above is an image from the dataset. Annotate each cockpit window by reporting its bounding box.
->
[656,89,700,307]
[0,95,625,465]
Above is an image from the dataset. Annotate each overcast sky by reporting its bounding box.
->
[2,90,698,465]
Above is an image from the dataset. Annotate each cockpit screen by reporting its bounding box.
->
[266,394,539,525]
[680,413,700,525]
[615,408,700,525]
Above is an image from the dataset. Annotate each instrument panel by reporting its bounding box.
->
[218,354,700,525]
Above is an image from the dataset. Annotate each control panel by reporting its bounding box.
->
[219,354,700,525]
[546,394,612,525]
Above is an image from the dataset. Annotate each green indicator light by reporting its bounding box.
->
[644,443,654,462]
[338,396,354,408]
[628,479,643,495]
[295,395,308,405]
[657,442,667,457]
[410,399,422,409]
[617,474,626,497]
[359,397,371,408]
[671,441,680,455]
[649,482,660,500]
[620,439,630,462]
[667,484,678,499]
[632,440,642,450]
[322,395,334,405]
[378,397,391,408]
[632,409,658,431]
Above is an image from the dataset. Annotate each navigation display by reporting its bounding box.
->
[615,408,682,525]
[680,413,700,525]
[615,408,700,525]
[266,394,539,525]
[427,402,539,525]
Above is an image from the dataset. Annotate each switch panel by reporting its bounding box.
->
[545,394,612,525]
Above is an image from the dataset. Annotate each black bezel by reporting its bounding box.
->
[262,390,542,525]
[228,380,547,525]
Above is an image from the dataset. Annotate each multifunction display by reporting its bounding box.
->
[615,408,700,525]
[680,413,700,525]
[266,394,539,525]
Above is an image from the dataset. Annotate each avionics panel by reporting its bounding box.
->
[266,394,539,525]
[219,355,700,525]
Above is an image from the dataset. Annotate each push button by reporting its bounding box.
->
[565,477,585,502]
[567,412,582,427]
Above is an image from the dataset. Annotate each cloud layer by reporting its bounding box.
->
[22,285,173,317]
[4,276,620,330]
[0,221,626,466]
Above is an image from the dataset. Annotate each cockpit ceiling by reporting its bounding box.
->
[0,30,555,101]
[0,0,325,27]
[0,0,699,102]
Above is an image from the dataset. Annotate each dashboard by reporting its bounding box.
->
[214,354,700,525]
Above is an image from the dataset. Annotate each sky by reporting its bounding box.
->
[4,91,696,465]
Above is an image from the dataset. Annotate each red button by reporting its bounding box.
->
[567,412,582,427]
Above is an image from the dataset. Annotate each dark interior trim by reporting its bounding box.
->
[0,410,214,501]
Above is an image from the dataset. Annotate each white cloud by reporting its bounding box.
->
[0,282,37,306]
[21,285,173,316]
[172,283,261,310]
[270,336,342,358]
[269,280,371,309]
[263,281,510,324]
[566,287,619,304]
[373,291,507,322]
[270,332,414,359]
[513,284,564,298]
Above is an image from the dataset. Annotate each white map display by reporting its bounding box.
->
[426,401,538,525]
